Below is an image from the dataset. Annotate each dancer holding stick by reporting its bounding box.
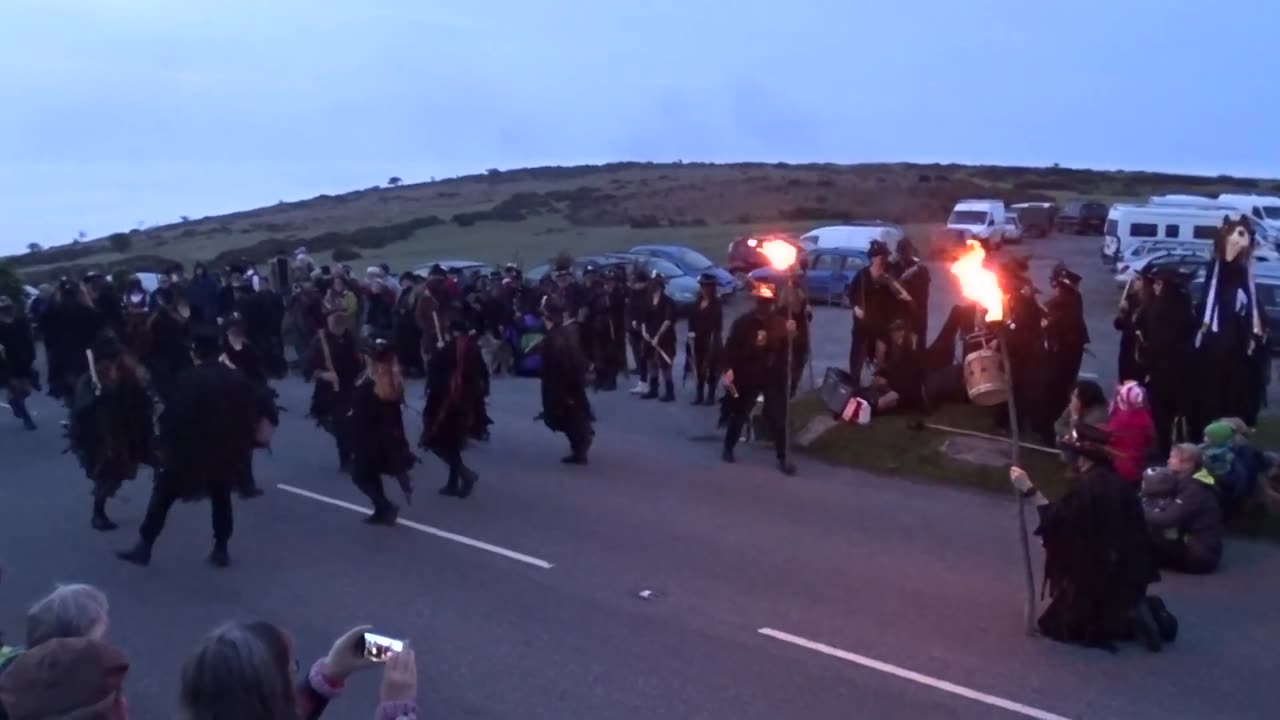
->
[302,306,362,472]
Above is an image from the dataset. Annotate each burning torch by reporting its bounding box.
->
[949,240,1037,635]
[759,239,800,469]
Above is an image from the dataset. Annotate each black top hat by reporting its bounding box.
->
[427,264,447,278]
[867,240,890,259]
[399,271,417,283]
[363,333,395,360]
[92,335,124,362]
[1051,262,1082,286]
[697,272,719,286]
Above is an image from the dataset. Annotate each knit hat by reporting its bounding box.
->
[1203,421,1234,447]
[1111,380,1147,412]
[0,638,129,720]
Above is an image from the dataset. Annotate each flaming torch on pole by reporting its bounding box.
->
[949,240,1037,635]
[759,239,800,471]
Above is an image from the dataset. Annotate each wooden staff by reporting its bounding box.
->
[219,352,238,371]
[318,331,338,390]
[998,323,1037,636]
[85,349,102,395]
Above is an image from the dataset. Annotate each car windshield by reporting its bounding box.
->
[645,258,685,277]
[667,248,714,270]
[949,210,989,225]
[1264,207,1280,220]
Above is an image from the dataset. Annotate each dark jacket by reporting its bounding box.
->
[1144,469,1224,573]
[158,361,263,499]
[0,316,36,380]
[350,378,413,476]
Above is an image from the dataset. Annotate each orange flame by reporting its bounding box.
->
[759,239,798,271]
[949,240,1004,322]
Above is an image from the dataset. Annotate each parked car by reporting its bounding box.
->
[1009,203,1056,238]
[628,244,735,296]
[413,259,493,280]
[524,253,701,313]
[524,254,634,285]
[1056,200,1110,235]
[725,234,812,279]
[1001,214,1024,244]
[1113,251,1209,290]
[747,247,869,306]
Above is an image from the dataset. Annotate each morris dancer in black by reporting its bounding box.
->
[1043,262,1089,431]
[1113,272,1147,384]
[780,274,813,397]
[117,327,276,568]
[626,270,651,394]
[0,295,38,430]
[721,283,795,476]
[43,278,101,406]
[302,307,362,472]
[641,271,677,402]
[588,269,625,391]
[143,287,192,407]
[1140,266,1199,455]
[221,312,270,498]
[890,238,931,348]
[423,320,487,498]
[69,336,154,531]
[847,241,908,387]
[686,273,723,406]
[540,298,594,464]
[349,335,415,524]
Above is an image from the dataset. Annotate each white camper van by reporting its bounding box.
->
[946,199,1007,246]
[798,224,904,252]
[1217,194,1280,234]
[1102,204,1280,265]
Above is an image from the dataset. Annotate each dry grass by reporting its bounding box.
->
[9,161,1278,280]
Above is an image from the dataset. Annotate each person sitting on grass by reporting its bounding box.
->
[1141,444,1223,574]
[1201,420,1250,515]
[179,623,418,720]
[1054,379,1109,466]
[1105,380,1157,486]
[1009,423,1173,652]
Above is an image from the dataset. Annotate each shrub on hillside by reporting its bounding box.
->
[332,246,362,262]
[107,233,132,253]
[453,213,478,227]
[628,215,661,229]
[780,206,852,221]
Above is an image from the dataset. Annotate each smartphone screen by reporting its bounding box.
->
[361,632,404,662]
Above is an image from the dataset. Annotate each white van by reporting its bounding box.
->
[798,225,904,251]
[1217,194,1280,234]
[946,199,1007,246]
[1102,204,1280,264]
[1148,194,1232,210]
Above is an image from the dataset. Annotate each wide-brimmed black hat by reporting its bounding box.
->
[92,335,124,362]
[1050,262,1082,286]
[867,240,890,259]
[697,272,719,286]
[427,264,447,278]
[363,334,395,360]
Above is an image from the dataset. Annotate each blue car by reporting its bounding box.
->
[628,245,737,296]
[748,247,869,305]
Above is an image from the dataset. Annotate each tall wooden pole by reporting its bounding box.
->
[998,323,1038,635]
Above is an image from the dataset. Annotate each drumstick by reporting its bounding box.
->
[318,332,338,390]
[86,349,101,395]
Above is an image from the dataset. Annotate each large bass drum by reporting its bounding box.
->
[963,343,1008,407]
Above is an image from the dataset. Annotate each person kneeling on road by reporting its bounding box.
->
[1009,423,1176,652]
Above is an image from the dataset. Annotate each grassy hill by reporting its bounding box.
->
[8,161,1280,282]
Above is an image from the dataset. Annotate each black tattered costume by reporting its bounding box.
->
[422,325,488,497]
[349,337,416,524]
[720,288,792,474]
[0,296,38,429]
[540,300,594,464]
[302,317,363,471]
[686,274,724,406]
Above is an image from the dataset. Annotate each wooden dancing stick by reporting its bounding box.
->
[318,332,339,390]
[85,349,102,395]
[998,323,1038,636]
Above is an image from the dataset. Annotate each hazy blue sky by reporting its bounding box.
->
[2,0,1276,254]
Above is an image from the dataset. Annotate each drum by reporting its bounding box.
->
[963,348,1008,406]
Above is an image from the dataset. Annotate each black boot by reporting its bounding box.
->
[364,504,399,525]
[458,466,479,499]
[115,539,153,566]
[777,457,797,476]
[661,377,675,403]
[641,378,659,400]
[12,397,36,430]
[91,497,118,532]
[439,467,460,497]
[208,542,230,569]
[722,445,736,464]
[692,381,705,405]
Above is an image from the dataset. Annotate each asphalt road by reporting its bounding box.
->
[2,233,1278,719]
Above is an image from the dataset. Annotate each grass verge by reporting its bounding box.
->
[788,393,1280,540]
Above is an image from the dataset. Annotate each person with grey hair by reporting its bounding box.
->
[1143,443,1224,574]
[180,622,419,720]
[25,583,109,648]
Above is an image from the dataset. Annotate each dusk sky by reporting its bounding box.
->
[2,0,1276,254]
